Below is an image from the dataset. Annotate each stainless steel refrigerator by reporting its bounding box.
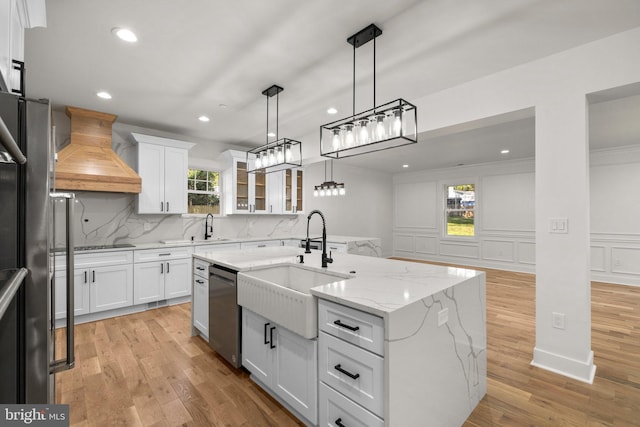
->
[0,90,75,404]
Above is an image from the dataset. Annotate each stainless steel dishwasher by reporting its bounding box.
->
[208,264,241,368]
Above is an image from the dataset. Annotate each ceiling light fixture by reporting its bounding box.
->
[247,85,302,173]
[111,27,137,43]
[320,24,417,159]
[313,160,345,197]
[327,107,338,115]
[96,91,112,99]
[198,115,210,122]
[500,149,510,154]
[402,164,409,168]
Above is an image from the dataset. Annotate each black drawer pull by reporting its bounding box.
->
[335,418,346,427]
[196,266,205,271]
[195,279,204,284]
[334,320,359,332]
[334,364,360,379]
[264,323,271,345]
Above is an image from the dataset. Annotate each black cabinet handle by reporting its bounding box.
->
[166,262,170,273]
[269,326,276,349]
[161,263,164,274]
[196,266,205,271]
[166,202,169,212]
[334,320,359,332]
[335,418,347,427]
[264,323,271,345]
[160,201,164,212]
[334,364,360,380]
[195,279,204,284]
[92,270,95,283]
[84,271,87,284]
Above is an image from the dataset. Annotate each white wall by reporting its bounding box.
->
[393,145,640,286]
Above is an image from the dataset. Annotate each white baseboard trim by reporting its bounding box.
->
[531,347,596,384]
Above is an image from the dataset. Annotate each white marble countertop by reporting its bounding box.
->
[53,235,378,254]
[194,246,483,319]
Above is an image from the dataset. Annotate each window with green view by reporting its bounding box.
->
[445,184,475,236]
[187,169,220,214]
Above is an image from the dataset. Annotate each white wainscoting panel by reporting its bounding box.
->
[394,181,437,229]
[440,242,479,259]
[394,234,415,253]
[611,247,640,275]
[483,240,515,263]
[590,246,606,272]
[518,241,536,265]
[415,235,437,255]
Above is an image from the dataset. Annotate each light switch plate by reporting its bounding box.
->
[549,218,568,234]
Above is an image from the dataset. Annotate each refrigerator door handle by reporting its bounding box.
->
[0,114,27,164]
[50,192,76,373]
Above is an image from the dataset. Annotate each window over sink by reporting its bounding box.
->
[187,169,220,214]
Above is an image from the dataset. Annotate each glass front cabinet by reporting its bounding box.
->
[223,151,302,215]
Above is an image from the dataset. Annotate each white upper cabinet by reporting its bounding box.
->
[132,133,195,214]
[0,0,46,94]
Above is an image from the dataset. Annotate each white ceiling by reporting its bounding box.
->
[24,0,640,172]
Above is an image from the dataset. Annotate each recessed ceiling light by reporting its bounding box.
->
[267,132,276,137]
[111,27,137,43]
[218,104,228,109]
[96,91,112,99]
[327,107,338,115]
[198,115,210,122]
[402,164,409,168]
[500,149,510,154]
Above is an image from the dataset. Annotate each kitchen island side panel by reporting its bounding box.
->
[385,273,486,427]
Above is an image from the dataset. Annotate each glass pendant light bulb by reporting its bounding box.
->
[332,187,338,196]
[268,149,275,166]
[367,116,377,142]
[255,153,262,169]
[392,109,402,137]
[319,188,325,197]
[344,124,354,147]
[285,144,292,162]
[375,114,386,141]
[313,188,319,197]
[276,146,284,164]
[358,119,369,145]
[339,186,346,196]
[331,129,341,152]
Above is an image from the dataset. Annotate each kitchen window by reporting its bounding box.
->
[445,184,475,237]
[187,169,220,214]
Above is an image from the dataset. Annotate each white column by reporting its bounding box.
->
[532,95,595,383]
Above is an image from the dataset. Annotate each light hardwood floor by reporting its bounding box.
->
[56,263,640,426]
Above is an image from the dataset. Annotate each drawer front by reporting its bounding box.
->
[319,299,384,356]
[134,246,193,262]
[57,251,134,269]
[319,382,384,427]
[319,331,384,418]
[193,258,210,279]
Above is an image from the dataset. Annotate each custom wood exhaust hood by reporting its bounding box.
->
[55,106,142,193]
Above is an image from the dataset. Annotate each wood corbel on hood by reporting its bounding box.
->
[55,106,142,193]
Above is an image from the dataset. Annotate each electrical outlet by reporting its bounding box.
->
[143,222,152,231]
[549,218,568,234]
[438,308,449,327]
[552,312,566,330]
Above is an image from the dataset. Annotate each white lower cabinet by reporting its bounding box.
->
[242,309,318,425]
[54,251,134,319]
[318,299,385,426]
[192,258,210,340]
[133,247,193,305]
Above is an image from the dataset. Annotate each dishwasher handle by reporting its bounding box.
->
[209,264,237,284]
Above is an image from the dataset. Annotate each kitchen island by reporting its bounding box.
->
[193,247,486,427]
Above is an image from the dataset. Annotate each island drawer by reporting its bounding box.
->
[318,299,384,356]
[193,258,210,279]
[318,331,384,418]
[319,382,383,427]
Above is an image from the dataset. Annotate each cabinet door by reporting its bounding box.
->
[234,160,251,213]
[164,146,188,214]
[242,309,273,385]
[133,261,164,304]
[54,268,90,319]
[295,169,303,213]
[137,143,165,214]
[267,171,283,214]
[284,169,293,213]
[164,257,191,299]
[273,326,318,424]
[193,276,208,338]
[91,264,134,313]
[253,171,267,213]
